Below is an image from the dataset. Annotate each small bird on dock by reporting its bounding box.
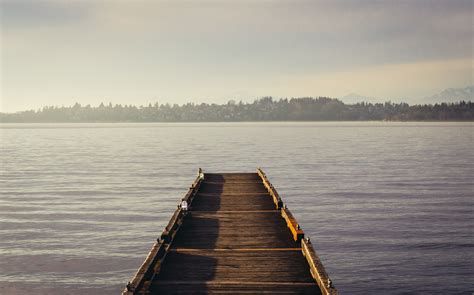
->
[180,199,188,211]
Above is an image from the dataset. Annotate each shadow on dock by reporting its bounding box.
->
[150,183,222,293]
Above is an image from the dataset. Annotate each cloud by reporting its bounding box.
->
[1,0,92,28]
[83,1,474,65]
[1,0,472,112]
[3,0,472,65]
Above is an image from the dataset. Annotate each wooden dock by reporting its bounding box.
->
[123,169,337,294]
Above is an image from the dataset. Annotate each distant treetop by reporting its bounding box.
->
[1,97,473,122]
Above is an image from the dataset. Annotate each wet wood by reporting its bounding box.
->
[123,169,337,295]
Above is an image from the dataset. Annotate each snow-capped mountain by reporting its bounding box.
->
[422,86,473,104]
[339,86,473,105]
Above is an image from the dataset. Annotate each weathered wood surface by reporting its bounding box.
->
[123,170,337,294]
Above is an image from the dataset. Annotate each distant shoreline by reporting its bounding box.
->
[1,121,473,125]
[1,97,473,123]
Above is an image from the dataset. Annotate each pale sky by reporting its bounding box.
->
[1,0,473,112]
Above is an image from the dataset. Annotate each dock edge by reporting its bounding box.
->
[122,168,204,295]
[257,168,338,295]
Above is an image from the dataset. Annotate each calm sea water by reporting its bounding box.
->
[0,122,473,294]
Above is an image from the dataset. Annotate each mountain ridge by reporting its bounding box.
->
[338,86,473,105]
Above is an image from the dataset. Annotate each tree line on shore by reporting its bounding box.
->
[1,97,473,122]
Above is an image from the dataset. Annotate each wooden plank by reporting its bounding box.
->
[152,281,318,286]
[151,281,320,294]
[170,248,302,252]
[170,211,299,249]
[204,181,264,184]
[192,210,279,214]
[198,183,269,194]
[156,250,317,282]
[190,193,276,211]
[197,192,270,196]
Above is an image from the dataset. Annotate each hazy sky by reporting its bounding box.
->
[1,0,473,112]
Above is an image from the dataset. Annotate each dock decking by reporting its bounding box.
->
[123,169,337,294]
